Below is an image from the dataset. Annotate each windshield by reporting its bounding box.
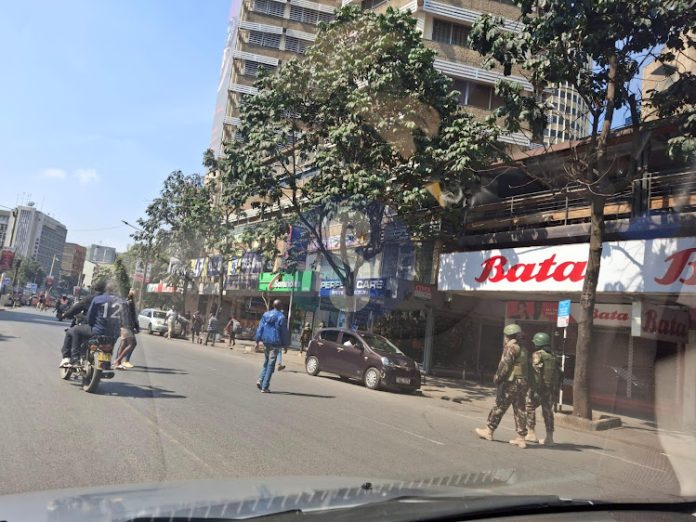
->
[2,0,695,518]
[361,334,405,355]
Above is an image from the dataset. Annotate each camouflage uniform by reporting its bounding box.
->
[526,348,560,433]
[486,338,529,436]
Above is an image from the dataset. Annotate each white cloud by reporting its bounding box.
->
[40,168,67,179]
[74,168,99,184]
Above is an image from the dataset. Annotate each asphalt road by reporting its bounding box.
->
[0,307,684,502]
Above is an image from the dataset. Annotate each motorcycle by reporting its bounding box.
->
[59,335,116,393]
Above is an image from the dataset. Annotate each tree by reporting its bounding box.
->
[92,264,114,289]
[113,256,131,298]
[134,171,215,311]
[228,6,501,325]
[17,259,45,287]
[470,0,696,418]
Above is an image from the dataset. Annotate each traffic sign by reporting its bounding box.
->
[557,299,571,328]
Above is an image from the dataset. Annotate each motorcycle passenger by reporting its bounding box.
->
[86,284,124,341]
[58,281,106,367]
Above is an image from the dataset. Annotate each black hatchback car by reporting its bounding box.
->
[305,328,421,392]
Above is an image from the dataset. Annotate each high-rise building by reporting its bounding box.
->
[87,244,117,265]
[0,210,10,247]
[210,0,341,155]
[61,242,87,282]
[5,204,67,275]
[211,0,589,154]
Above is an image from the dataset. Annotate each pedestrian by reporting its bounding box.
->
[37,294,45,311]
[166,306,178,340]
[204,312,219,346]
[191,310,203,344]
[524,332,560,446]
[255,299,289,393]
[113,290,140,369]
[475,323,530,449]
[299,322,312,355]
[225,315,238,348]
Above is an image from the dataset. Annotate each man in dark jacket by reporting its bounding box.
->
[58,280,106,367]
[255,299,289,393]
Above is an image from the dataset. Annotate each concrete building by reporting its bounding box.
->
[61,242,86,282]
[81,260,98,289]
[210,0,342,154]
[642,33,696,121]
[5,204,67,275]
[87,244,117,265]
[211,0,589,154]
[0,210,10,247]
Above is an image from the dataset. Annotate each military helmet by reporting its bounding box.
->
[532,332,551,347]
[503,323,522,336]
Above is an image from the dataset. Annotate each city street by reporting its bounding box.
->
[0,307,683,501]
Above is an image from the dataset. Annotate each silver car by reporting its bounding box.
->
[138,308,169,335]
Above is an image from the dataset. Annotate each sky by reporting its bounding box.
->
[0,0,232,252]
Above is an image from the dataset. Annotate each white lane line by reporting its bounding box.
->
[587,449,667,473]
[355,415,445,446]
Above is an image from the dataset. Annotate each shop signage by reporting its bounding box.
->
[557,299,571,328]
[146,282,180,294]
[439,238,696,295]
[320,277,387,298]
[631,301,689,343]
[412,283,433,300]
[571,303,631,327]
[258,271,315,293]
[198,282,220,295]
[25,282,37,294]
[0,249,15,271]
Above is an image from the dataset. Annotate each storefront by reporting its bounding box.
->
[438,237,696,419]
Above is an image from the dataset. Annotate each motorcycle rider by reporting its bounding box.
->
[58,280,106,367]
[86,282,125,341]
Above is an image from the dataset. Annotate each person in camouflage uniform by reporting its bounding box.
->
[525,332,560,446]
[475,323,530,449]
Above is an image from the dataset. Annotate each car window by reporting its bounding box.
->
[153,311,167,319]
[341,333,363,348]
[319,330,340,342]
[361,333,405,355]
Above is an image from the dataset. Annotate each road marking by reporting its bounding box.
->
[587,449,667,473]
[355,415,445,446]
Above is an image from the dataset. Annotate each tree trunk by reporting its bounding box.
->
[572,195,605,419]
[182,275,189,314]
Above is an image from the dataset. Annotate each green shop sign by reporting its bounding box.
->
[258,271,315,293]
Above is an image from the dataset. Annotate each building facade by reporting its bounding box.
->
[87,244,117,265]
[5,204,68,275]
[0,210,10,247]
[61,242,86,282]
[210,0,340,154]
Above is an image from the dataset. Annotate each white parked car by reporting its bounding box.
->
[138,309,169,335]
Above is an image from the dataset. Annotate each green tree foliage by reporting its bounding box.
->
[222,6,501,322]
[470,0,696,418]
[113,257,131,298]
[17,259,45,287]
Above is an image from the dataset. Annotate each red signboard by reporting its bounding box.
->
[0,249,15,271]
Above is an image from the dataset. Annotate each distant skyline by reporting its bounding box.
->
[0,0,231,252]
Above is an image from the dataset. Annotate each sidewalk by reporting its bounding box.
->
[187,336,682,453]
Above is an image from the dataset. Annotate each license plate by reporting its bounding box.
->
[396,377,411,385]
[96,352,111,363]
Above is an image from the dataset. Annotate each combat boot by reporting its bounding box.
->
[508,435,527,449]
[475,426,494,441]
[524,429,538,443]
[540,431,555,446]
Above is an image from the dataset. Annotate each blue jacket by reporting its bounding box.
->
[86,294,123,337]
[255,309,290,347]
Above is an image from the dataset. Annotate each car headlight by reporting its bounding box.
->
[381,356,394,367]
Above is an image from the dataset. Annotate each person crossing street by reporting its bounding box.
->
[475,323,530,449]
[255,299,289,393]
[525,332,560,446]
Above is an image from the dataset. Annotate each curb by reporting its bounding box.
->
[555,413,622,431]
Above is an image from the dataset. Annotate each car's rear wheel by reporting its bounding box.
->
[306,356,320,376]
[364,367,381,390]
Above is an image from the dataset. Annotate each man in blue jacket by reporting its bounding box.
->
[255,299,289,393]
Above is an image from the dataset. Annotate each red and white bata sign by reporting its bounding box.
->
[438,238,696,295]
[632,301,689,343]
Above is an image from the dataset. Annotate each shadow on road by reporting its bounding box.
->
[101,382,186,399]
[483,439,607,452]
[267,391,335,398]
[0,334,18,342]
[125,366,188,375]
[0,309,65,327]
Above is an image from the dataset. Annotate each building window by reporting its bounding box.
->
[248,30,281,49]
[285,35,309,54]
[432,19,470,47]
[317,11,333,23]
[452,79,501,111]
[361,0,387,9]
[252,0,286,17]
[243,60,277,76]
[289,5,319,24]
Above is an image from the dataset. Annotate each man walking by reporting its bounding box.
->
[166,307,178,340]
[191,310,203,344]
[525,332,560,446]
[299,322,312,355]
[255,299,289,393]
[475,323,530,449]
[204,311,219,346]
